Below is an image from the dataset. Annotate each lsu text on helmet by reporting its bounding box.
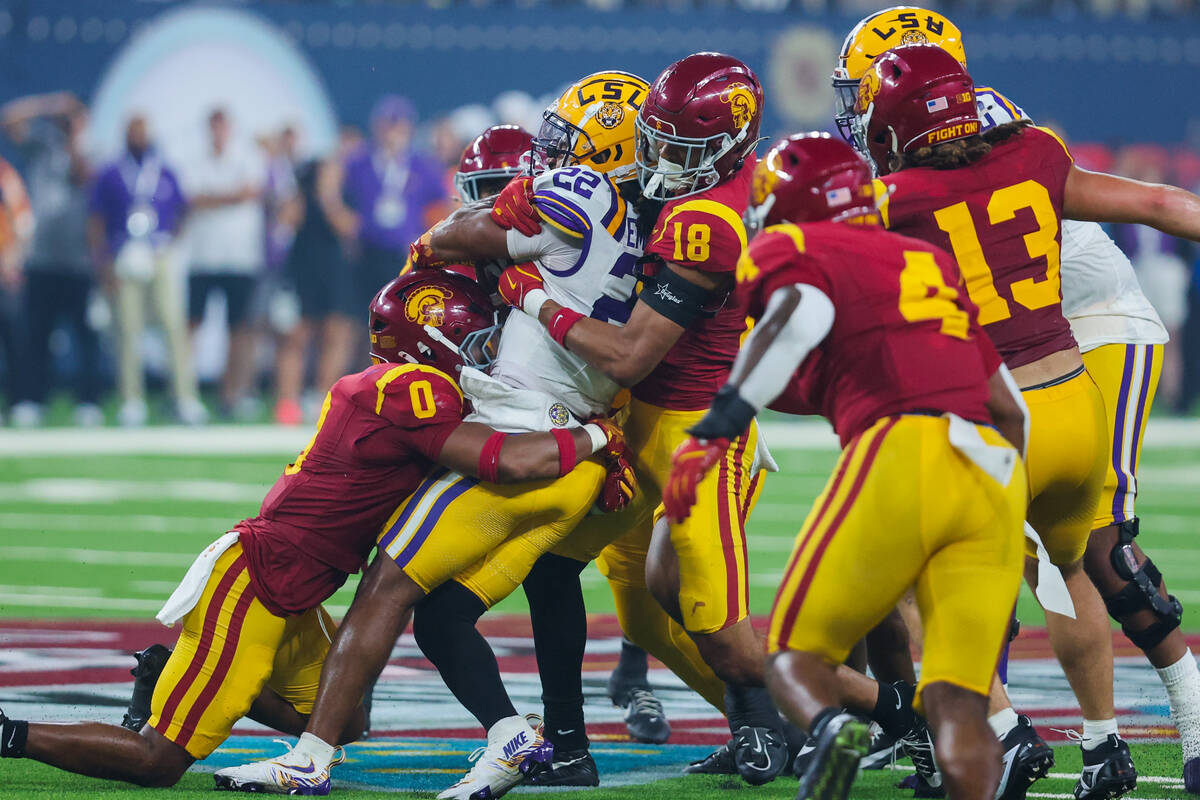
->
[854,44,979,175]
[746,132,878,232]
[833,7,964,149]
[532,70,649,184]
[635,52,764,201]
[369,271,500,375]
[455,125,535,204]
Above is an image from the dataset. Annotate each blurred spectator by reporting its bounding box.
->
[321,95,449,334]
[274,128,362,425]
[182,108,266,419]
[0,155,32,426]
[89,115,204,427]
[263,125,300,274]
[0,92,102,427]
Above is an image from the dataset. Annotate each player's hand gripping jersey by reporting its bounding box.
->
[874,125,1076,370]
[738,221,1000,446]
[635,158,755,410]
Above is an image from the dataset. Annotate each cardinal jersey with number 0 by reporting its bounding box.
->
[749,221,1027,708]
[738,221,999,446]
[236,362,465,615]
[874,125,1076,370]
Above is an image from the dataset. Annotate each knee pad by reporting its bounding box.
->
[1103,518,1183,651]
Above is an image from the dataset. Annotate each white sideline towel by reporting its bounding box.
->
[156,531,240,626]
[1024,522,1076,619]
[946,413,1018,486]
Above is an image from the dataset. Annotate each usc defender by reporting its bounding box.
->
[0,272,624,793]
[495,53,799,783]
[662,133,1028,800]
[835,23,1200,791]
[855,42,1200,799]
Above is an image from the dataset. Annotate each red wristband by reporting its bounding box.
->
[547,307,585,347]
[478,431,507,483]
[550,427,577,477]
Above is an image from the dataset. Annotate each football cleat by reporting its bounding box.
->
[437,714,553,800]
[792,734,818,778]
[213,739,345,795]
[796,713,870,800]
[899,721,944,794]
[730,725,789,786]
[611,687,671,745]
[996,715,1054,800]
[861,726,900,770]
[120,644,172,732]
[683,740,736,775]
[524,748,599,787]
[1075,735,1137,800]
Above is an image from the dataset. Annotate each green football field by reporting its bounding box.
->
[1,421,1198,798]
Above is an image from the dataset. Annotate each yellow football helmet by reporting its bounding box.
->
[533,70,649,184]
[833,7,965,145]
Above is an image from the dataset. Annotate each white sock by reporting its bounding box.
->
[1156,649,1200,761]
[291,732,336,770]
[1082,718,1119,750]
[989,707,1019,739]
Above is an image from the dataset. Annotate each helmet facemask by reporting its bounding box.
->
[533,110,594,172]
[424,323,502,373]
[455,168,521,204]
[635,114,749,201]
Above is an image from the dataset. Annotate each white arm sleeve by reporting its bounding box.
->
[738,283,835,410]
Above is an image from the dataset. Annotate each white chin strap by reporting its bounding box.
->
[423,324,463,358]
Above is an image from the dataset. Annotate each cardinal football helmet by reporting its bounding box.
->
[746,133,877,232]
[532,70,649,183]
[833,7,964,149]
[635,52,764,200]
[369,271,499,375]
[855,44,979,175]
[455,125,535,204]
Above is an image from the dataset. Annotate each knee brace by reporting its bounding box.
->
[1103,518,1183,651]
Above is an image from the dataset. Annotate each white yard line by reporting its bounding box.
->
[0,592,163,611]
[0,546,195,567]
[0,512,232,533]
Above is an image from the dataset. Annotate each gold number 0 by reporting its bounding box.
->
[409,380,437,419]
[898,251,969,339]
[933,179,1061,326]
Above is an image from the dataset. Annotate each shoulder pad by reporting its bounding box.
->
[735,224,824,314]
[358,363,465,428]
[975,86,1030,130]
[647,198,748,271]
[530,166,622,239]
[1029,125,1074,163]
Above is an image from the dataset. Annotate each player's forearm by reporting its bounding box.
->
[428,206,509,263]
[536,300,659,387]
[494,428,596,483]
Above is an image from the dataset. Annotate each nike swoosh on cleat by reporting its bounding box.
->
[281,759,317,775]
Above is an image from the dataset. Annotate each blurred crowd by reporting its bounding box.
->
[2,87,1200,428]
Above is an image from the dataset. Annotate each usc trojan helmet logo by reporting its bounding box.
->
[751,150,783,206]
[404,285,453,327]
[720,84,758,129]
[854,68,881,115]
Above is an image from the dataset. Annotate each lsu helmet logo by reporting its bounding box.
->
[854,68,881,115]
[720,84,758,130]
[595,102,625,129]
[404,285,453,327]
[900,29,928,46]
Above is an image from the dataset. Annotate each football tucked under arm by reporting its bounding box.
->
[687,283,834,443]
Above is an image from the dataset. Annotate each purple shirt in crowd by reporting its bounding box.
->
[342,144,445,253]
[89,150,187,256]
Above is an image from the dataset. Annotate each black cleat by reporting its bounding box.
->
[796,713,869,800]
[731,725,789,786]
[1075,735,1136,800]
[120,644,172,732]
[611,686,670,744]
[996,715,1054,800]
[525,748,599,787]
[898,721,944,797]
[861,726,899,770]
[683,740,736,775]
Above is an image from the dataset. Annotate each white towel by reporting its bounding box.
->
[156,531,240,626]
[1024,522,1076,619]
[946,413,1018,487]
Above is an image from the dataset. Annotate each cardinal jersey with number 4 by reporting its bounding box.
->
[235,363,465,615]
[737,221,1000,447]
[874,126,1077,370]
[635,156,755,411]
[494,165,644,422]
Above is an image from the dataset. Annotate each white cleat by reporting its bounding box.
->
[437,714,554,800]
[213,738,344,795]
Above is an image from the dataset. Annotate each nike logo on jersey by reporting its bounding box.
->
[502,731,529,761]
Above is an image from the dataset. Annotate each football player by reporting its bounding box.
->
[662,131,1029,800]
[834,13,1200,796]
[0,271,626,793]
[493,53,805,785]
[217,70,706,800]
[854,42,1200,800]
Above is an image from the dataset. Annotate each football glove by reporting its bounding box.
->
[497,262,548,316]
[590,416,638,513]
[408,229,448,271]
[490,176,542,237]
[663,436,729,524]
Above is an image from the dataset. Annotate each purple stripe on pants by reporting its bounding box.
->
[1121,345,1155,523]
[1110,345,1136,523]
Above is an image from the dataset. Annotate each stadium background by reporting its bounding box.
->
[1,0,1200,798]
